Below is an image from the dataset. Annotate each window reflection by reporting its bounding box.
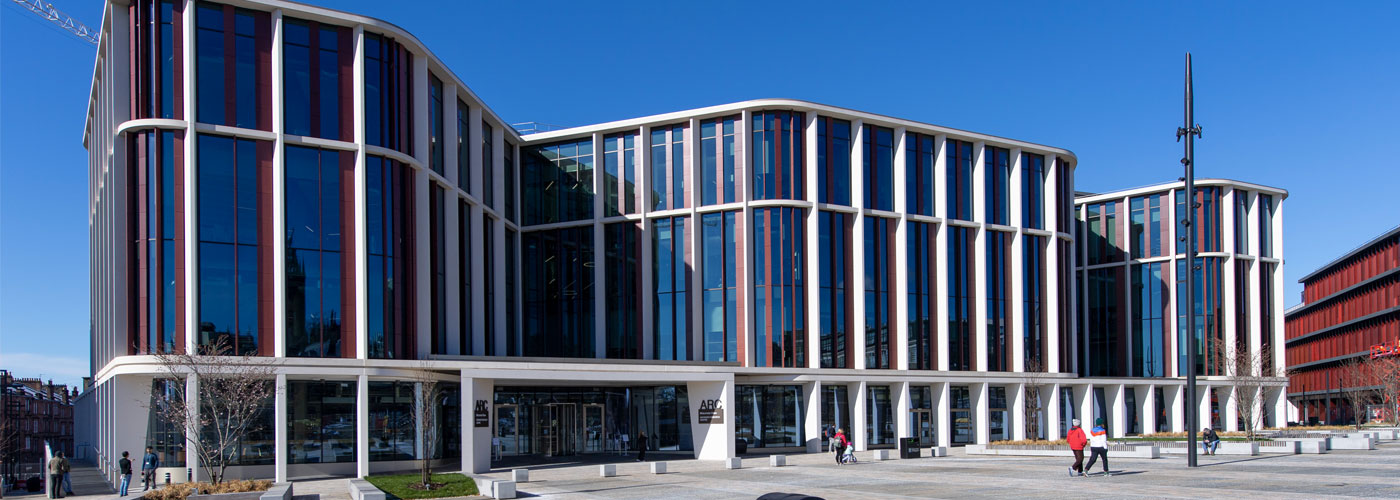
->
[817,117,851,206]
[522,139,594,225]
[284,145,348,358]
[522,227,595,357]
[654,217,690,361]
[198,134,263,355]
[754,207,805,367]
[287,380,356,464]
[819,212,853,368]
[736,385,804,448]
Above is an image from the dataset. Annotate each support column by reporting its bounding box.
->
[804,381,822,453]
[1011,383,1027,441]
[686,378,735,460]
[972,142,987,372]
[1224,387,1240,432]
[1109,384,1126,438]
[274,374,287,483]
[460,375,494,473]
[850,121,867,370]
[1077,383,1094,430]
[893,127,910,370]
[356,375,369,478]
[1141,384,1157,435]
[935,382,951,447]
[185,375,200,483]
[850,382,867,451]
[973,382,989,444]
[1170,385,1186,432]
[1045,383,1062,440]
[1197,385,1213,431]
[895,381,912,441]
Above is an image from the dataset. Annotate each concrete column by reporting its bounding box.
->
[639,126,654,359]
[1045,383,1062,440]
[849,121,866,370]
[460,375,494,473]
[686,378,735,460]
[973,382,990,444]
[803,381,822,453]
[850,381,867,451]
[351,24,368,360]
[935,382,951,447]
[803,113,822,368]
[1009,150,1024,374]
[972,143,987,372]
[1044,155,1061,373]
[1077,383,1094,430]
[1109,384,1126,438]
[444,172,460,355]
[1140,385,1157,435]
[1224,387,1240,432]
[895,381,912,440]
[1169,385,1186,432]
[274,374,288,483]
[1197,385,1213,430]
[893,127,910,370]
[185,375,200,482]
[593,133,607,359]
[934,136,950,371]
[1011,383,1027,441]
[356,375,369,478]
[181,0,199,355]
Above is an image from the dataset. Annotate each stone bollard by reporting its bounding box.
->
[725,457,743,469]
[769,455,786,467]
[510,469,529,483]
[599,464,617,477]
[928,446,949,457]
[650,462,667,474]
[871,449,891,461]
[491,480,516,499]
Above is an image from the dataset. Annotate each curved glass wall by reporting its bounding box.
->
[702,211,742,362]
[197,4,268,130]
[700,117,737,205]
[751,111,804,201]
[753,207,805,367]
[862,125,893,211]
[906,132,936,216]
[1023,235,1047,371]
[1021,153,1045,229]
[363,32,413,155]
[365,157,414,359]
[817,117,851,206]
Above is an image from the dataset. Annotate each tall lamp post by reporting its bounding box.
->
[1177,53,1203,468]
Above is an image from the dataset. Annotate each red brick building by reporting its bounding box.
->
[1,370,77,479]
[1285,226,1400,424]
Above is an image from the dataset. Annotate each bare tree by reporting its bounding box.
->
[1216,339,1278,441]
[1337,356,1384,430]
[150,337,276,485]
[1021,357,1049,441]
[1374,357,1400,426]
[412,365,442,490]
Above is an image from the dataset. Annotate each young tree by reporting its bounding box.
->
[1337,356,1384,430]
[1217,339,1277,441]
[1373,357,1400,426]
[150,337,275,485]
[1021,357,1049,441]
[412,365,443,490]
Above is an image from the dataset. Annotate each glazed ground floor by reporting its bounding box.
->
[80,358,1293,484]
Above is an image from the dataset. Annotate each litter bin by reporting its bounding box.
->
[899,437,920,459]
[735,438,748,455]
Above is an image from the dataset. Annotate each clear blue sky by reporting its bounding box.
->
[3,1,1397,387]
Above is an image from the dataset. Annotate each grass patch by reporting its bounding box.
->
[141,479,271,500]
[364,473,479,499]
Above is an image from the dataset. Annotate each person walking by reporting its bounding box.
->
[824,425,836,453]
[57,453,71,496]
[1201,427,1221,456]
[140,447,159,491]
[1083,418,1110,476]
[635,431,648,462]
[118,451,133,497]
[46,453,63,499]
[833,428,849,465]
[1066,418,1088,477]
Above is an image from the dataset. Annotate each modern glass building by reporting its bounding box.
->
[82,0,1290,483]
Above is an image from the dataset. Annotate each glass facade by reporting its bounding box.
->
[198,134,265,355]
[951,385,973,444]
[1085,201,1123,265]
[493,386,691,456]
[363,33,412,154]
[457,201,472,355]
[603,133,636,216]
[820,385,851,446]
[145,380,186,467]
[287,380,356,464]
[736,385,804,448]
[754,207,805,367]
[653,217,690,361]
[1176,187,1222,254]
[908,221,937,370]
[700,116,738,205]
[906,132,936,216]
[865,385,894,447]
[1177,257,1225,376]
[1085,267,1125,377]
[428,75,443,175]
[366,157,413,359]
[862,125,893,211]
[946,140,974,221]
[133,0,181,120]
[505,229,519,356]
[985,230,1012,372]
[135,130,181,354]
[989,386,1008,442]
[1132,262,1168,377]
[522,139,593,225]
[456,99,469,192]
[605,223,642,359]
[1259,194,1274,257]
[523,227,594,358]
[283,18,347,139]
[1023,235,1047,370]
[1022,153,1045,229]
[367,381,415,461]
[947,226,976,371]
[817,117,851,206]
[482,121,495,209]
[1130,193,1168,259]
[429,186,446,354]
[702,211,741,362]
[197,4,266,130]
[864,216,895,369]
[818,211,853,369]
[1259,262,1276,373]
[984,146,1011,225]
[650,124,686,210]
[505,143,516,223]
[751,111,804,201]
[285,145,351,358]
[482,218,495,356]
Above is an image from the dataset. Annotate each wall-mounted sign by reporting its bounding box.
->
[698,398,724,424]
[474,400,490,427]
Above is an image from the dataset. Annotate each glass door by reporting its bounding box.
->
[911,409,935,446]
[583,404,605,453]
[494,404,520,457]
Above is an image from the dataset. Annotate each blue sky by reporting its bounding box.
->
[2,1,1397,387]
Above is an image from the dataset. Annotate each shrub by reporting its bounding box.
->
[141,479,273,500]
[990,439,1069,446]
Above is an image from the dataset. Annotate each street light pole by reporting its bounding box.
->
[1177,53,1203,468]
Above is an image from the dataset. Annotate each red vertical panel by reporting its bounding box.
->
[340,152,357,358]
[735,214,746,365]
[173,132,186,353]
[136,134,150,354]
[256,141,275,355]
[255,11,272,131]
[172,0,183,120]
[339,26,353,142]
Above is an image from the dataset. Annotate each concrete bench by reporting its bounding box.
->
[650,462,667,474]
[928,446,949,457]
[259,483,292,500]
[1370,430,1397,440]
[599,464,616,477]
[968,444,1159,459]
[510,469,528,483]
[475,478,516,500]
[769,455,786,467]
[1258,441,1300,454]
[1332,437,1375,450]
[1162,442,1257,455]
[725,457,742,469]
[871,450,891,461]
[1275,437,1332,451]
[347,479,385,500]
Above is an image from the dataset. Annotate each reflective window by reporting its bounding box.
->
[820,385,851,446]
[136,130,180,354]
[1259,194,1274,257]
[145,380,186,466]
[752,111,804,201]
[368,381,417,461]
[818,212,852,368]
[700,116,738,205]
[197,4,264,129]
[483,122,495,209]
[506,230,519,356]
[650,124,686,210]
[456,100,470,192]
[864,216,894,369]
[1177,257,1225,376]
[989,387,1009,442]
[754,207,805,367]
[1085,267,1124,377]
[428,186,446,354]
[366,156,413,359]
[482,217,495,356]
[523,227,595,357]
[522,139,593,225]
[135,0,181,119]
[284,145,347,358]
[862,125,894,211]
[654,216,690,361]
[1176,187,1222,253]
[1259,262,1276,373]
[702,211,741,362]
[985,230,1011,372]
[428,75,443,174]
[951,385,973,445]
[817,117,851,206]
[287,380,356,464]
[603,133,637,216]
[1022,153,1045,229]
[457,201,472,356]
[605,223,642,359]
[1023,235,1047,371]
[504,143,517,223]
[1234,190,1249,254]
[906,132,936,216]
[865,385,894,447]
[985,146,1010,225]
[1130,194,1168,259]
[1085,201,1124,265]
[198,134,263,355]
[1133,262,1167,377]
[1057,158,1073,230]
[284,18,347,139]
[735,385,804,448]
[947,226,975,371]
[946,140,974,221]
[364,33,412,154]
[908,221,937,370]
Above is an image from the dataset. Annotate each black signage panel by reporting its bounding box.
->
[474,400,490,427]
[698,398,724,424]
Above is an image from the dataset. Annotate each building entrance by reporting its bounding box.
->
[492,386,692,462]
[532,403,578,456]
[911,409,935,446]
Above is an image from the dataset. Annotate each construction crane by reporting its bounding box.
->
[10,0,98,45]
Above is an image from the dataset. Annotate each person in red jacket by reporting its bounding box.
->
[1066,418,1088,477]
